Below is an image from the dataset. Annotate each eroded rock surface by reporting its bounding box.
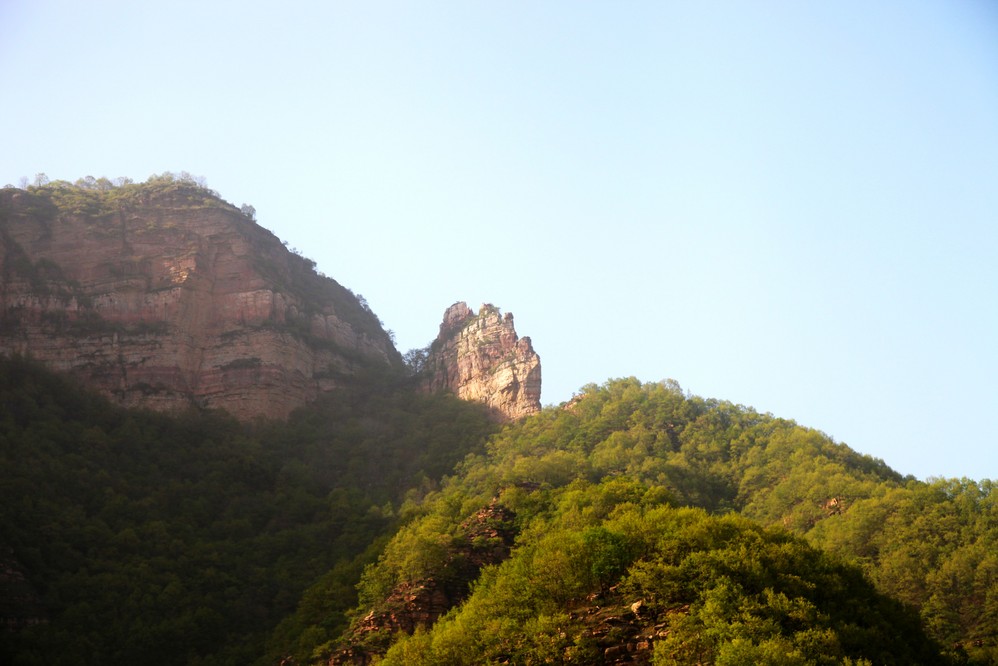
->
[0,184,399,419]
[422,302,541,420]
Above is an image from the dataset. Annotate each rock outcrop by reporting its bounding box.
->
[328,499,517,665]
[422,302,541,421]
[0,181,399,419]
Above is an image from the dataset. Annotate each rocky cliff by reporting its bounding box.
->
[0,178,399,419]
[422,302,541,421]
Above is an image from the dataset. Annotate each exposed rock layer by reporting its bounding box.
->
[422,302,541,421]
[0,185,399,419]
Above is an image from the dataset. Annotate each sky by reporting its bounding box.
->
[2,1,997,480]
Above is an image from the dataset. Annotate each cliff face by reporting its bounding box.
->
[0,182,399,419]
[422,302,541,420]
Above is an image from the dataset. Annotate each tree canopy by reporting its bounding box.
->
[1,366,994,664]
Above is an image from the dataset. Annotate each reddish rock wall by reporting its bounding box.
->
[0,185,398,419]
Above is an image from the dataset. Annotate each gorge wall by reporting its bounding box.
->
[422,302,541,420]
[0,180,399,420]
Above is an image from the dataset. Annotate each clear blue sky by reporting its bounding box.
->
[3,1,997,480]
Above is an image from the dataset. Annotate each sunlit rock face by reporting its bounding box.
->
[423,301,541,421]
[0,186,399,419]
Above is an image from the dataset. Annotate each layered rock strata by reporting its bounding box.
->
[0,184,399,419]
[422,302,541,420]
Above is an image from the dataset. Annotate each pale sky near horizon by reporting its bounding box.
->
[2,1,997,481]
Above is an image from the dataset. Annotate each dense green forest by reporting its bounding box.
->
[0,355,495,665]
[1,360,995,664]
[312,378,995,665]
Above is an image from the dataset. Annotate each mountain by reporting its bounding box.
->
[1,175,995,666]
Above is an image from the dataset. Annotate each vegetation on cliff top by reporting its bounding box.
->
[4,172,234,217]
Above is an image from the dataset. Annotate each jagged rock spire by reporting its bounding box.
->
[423,302,541,420]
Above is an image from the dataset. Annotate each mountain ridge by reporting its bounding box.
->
[1,175,994,666]
[0,176,541,421]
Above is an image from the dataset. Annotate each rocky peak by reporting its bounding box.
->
[422,302,541,421]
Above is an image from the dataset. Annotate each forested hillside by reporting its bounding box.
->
[0,355,496,665]
[324,379,996,665]
[1,362,994,664]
